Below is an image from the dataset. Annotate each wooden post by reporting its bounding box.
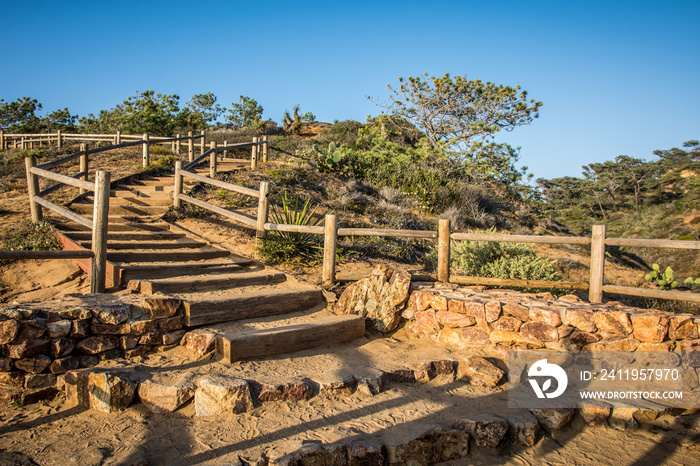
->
[174,161,183,209]
[250,137,258,169]
[223,140,228,159]
[21,137,25,150]
[24,156,43,222]
[209,141,217,178]
[187,131,193,162]
[116,130,121,145]
[589,224,606,303]
[0,130,4,150]
[256,181,270,239]
[323,214,338,286]
[171,137,175,152]
[262,135,269,163]
[438,219,451,283]
[176,133,181,154]
[91,170,110,293]
[79,143,89,194]
[200,130,205,156]
[142,133,150,168]
[56,130,62,149]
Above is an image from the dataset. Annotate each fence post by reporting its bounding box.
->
[223,140,228,159]
[188,131,193,162]
[438,219,451,283]
[56,130,62,149]
[209,141,217,177]
[79,143,89,194]
[262,135,269,163]
[250,137,258,169]
[200,131,205,156]
[323,214,338,286]
[21,137,25,150]
[142,133,150,168]
[176,133,181,154]
[116,130,121,145]
[589,224,606,303]
[91,170,110,293]
[24,156,43,222]
[0,130,3,150]
[174,161,183,209]
[256,181,270,239]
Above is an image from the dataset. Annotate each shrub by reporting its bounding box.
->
[2,220,60,251]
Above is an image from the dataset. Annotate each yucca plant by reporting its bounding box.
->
[258,191,325,264]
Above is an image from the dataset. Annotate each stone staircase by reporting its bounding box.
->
[53,161,365,362]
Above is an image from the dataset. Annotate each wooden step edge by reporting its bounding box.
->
[140,271,287,294]
[54,231,124,289]
[216,315,366,363]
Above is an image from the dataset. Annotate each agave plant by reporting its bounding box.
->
[260,191,325,263]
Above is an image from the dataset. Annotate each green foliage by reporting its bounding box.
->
[643,263,700,290]
[258,192,324,264]
[0,97,43,132]
[1,220,60,251]
[313,142,346,173]
[449,231,560,282]
[227,96,263,129]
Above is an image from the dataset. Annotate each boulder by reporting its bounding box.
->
[5,339,50,359]
[454,414,509,448]
[520,322,558,342]
[593,311,633,336]
[456,356,504,388]
[17,320,46,339]
[138,375,196,413]
[76,336,119,355]
[257,381,313,402]
[88,371,138,413]
[14,354,51,374]
[93,305,130,325]
[50,356,80,375]
[507,411,541,446]
[578,401,612,425]
[195,375,254,416]
[0,319,20,344]
[529,307,562,327]
[181,332,216,356]
[347,439,385,466]
[630,314,668,343]
[530,408,574,430]
[143,298,181,319]
[669,316,699,340]
[356,372,385,396]
[386,427,470,465]
[46,320,72,338]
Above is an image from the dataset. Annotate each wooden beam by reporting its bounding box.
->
[179,194,257,227]
[337,227,437,239]
[602,285,700,303]
[451,232,591,245]
[179,169,259,197]
[450,275,589,291]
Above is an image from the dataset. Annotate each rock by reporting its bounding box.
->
[630,314,668,343]
[503,303,530,322]
[491,317,522,332]
[5,339,50,359]
[386,427,470,465]
[383,369,416,384]
[24,373,56,389]
[633,408,671,423]
[46,320,72,338]
[356,372,385,396]
[456,356,504,388]
[98,348,122,361]
[76,336,119,355]
[268,443,346,466]
[14,354,51,373]
[138,332,164,346]
[485,301,502,322]
[408,291,435,314]
[530,408,574,430]
[414,310,440,332]
[93,305,130,325]
[0,358,12,372]
[70,319,90,338]
[436,311,476,328]
[409,361,437,381]
[586,336,640,352]
[49,338,76,359]
[50,356,79,374]
[120,336,138,350]
[520,322,558,342]
[59,307,92,320]
[404,321,437,340]
[669,316,699,340]
[143,298,181,319]
[130,319,158,335]
[562,309,596,332]
[91,323,131,335]
[124,345,150,359]
[430,294,449,312]
[162,329,187,345]
[79,355,99,368]
[608,408,640,431]
[594,311,633,336]
[181,332,216,355]
[195,375,254,416]
[158,315,185,333]
[507,411,541,446]
[569,332,601,349]
[529,307,562,327]
[0,307,36,320]
[347,439,385,465]
[17,320,46,339]
[578,401,612,425]
[318,376,356,396]
[257,381,313,402]
[138,375,196,413]
[0,372,25,388]
[454,414,509,448]
[489,330,545,349]
[0,319,20,344]
[637,341,674,352]
[334,265,411,333]
[432,360,456,377]
[88,371,138,413]
[65,370,92,407]
[462,301,487,320]
[558,294,582,302]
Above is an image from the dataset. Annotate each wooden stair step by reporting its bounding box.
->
[183,287,325,326]
[118,259,256,281]
[87,195,173,206]
[216,315,365,362]
[111,189,173,199]
[107,247,230,263]
[63,231,186,241]
[53,221,173,232]
[139,270,286,294]
[81,238,206,250]
[115,184,173,192]
[71,204,170,216]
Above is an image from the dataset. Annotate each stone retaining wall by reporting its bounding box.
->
[401,283,700,356]
[0,293,186,402]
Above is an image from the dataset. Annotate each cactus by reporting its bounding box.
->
[644,263,679,290]
[313,142,345,173]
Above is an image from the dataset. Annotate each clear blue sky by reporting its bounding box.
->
[1,0,698,181]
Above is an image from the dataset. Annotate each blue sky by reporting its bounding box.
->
[1,0,698,181]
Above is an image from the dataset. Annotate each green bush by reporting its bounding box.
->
[450,230,560,282]
[2,220,60,251]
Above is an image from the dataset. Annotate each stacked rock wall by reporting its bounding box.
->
[0,293,186,403]
[402,283,700,356]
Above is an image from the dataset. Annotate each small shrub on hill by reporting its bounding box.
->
[2,220,60,251]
